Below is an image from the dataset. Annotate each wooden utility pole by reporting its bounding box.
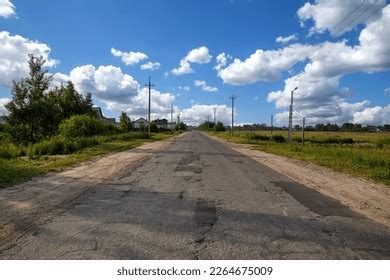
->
[230,95,236,135]
[145,77,155,134]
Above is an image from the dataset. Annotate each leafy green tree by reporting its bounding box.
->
[175,122,187,131]
[5,55,53,143]
[119,111,132,132]
[215,121,225,131]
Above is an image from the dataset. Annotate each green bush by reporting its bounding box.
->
[0,143,21,159]
[309,137,354,144]
[59,115,119,138]
[271,135,286,143]
[251,134,270,141]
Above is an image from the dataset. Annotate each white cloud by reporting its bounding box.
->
[214,52,232,71]
[267,4,390,125]
[111,48,148,65]
[0,97,10,115]
[194,80,218,92]
[171,46,212,76]
[53,64,175,120]
[53,65,140,103]
[140,61,160,71]
[178,86,190,91]
[0,0,15,18]
[276,34,298,44]
[179,104,232,126]
[0,31,58,88]
[385,87,390,94]
[297,0,386,36]
[106,88,175,120]
[352,105,390,124]
[218,44,314,85]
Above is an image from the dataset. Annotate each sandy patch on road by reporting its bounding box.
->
[0,134,184,252]
[208,134,390,227]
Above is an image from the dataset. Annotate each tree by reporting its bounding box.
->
[215,121,225,131]
[119,111,132,132]
[175,122,187,131]
[5,55,53,143]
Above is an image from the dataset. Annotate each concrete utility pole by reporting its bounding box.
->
[170,104,174,130]
[213,107,217,132]
[230,95,236,135]
[271,114,273,135]
[288,87,298,143]
[302,117,305,146]
[145,77,155,134]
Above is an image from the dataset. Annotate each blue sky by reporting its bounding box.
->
[0,0,389,125]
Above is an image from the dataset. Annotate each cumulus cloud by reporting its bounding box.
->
[179,104,232,126]
[297,0,386,36]
[194,80,218,92]
[106,88,175,120]
[276,34,298,44]
[218,44,314,85]
[171,46,212,75]
[385,87,390,94]
[140,61,160,71]
[214,52,232,71]
[352,105,390,124]
[53,64,175,120]
[0,0,15,18]
[111,48,148,65]
[0,97,10,115]
[267,5,390,125]
[0,31,58,87]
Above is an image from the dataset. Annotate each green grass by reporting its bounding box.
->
[209,131,390,186]
[0,132,177,188]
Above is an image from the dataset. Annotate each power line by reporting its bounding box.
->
[333,0,379,36]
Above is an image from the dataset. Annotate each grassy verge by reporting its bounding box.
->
[0,132,176,188]
[209,131,390,186]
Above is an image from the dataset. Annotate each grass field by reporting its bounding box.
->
[209,130,390,186]
[0,132,176,188]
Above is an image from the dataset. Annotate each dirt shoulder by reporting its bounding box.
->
[207,134,390,227]
[0,133,185,252]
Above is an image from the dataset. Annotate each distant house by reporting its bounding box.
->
[132,117,148,129]
[153,119,168,129]
[92,107,116,124]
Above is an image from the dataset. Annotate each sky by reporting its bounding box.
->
[0,0,389,126]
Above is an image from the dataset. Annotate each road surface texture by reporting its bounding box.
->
[0,131,389,259]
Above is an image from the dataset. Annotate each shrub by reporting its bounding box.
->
[59,115,118,138]
[271,135,286,143]
[0,143,21,159]
[251,134,270,141]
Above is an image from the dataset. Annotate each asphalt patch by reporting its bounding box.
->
[272,181,364,218]
[194,199,217,226]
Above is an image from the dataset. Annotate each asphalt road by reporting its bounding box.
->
[1,131,389,259]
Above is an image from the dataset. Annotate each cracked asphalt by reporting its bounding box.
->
[1,131,389,259]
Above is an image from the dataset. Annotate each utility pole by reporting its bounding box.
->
[170,104,174,130]
[145,77,155,134]
[288,87,298,143]
[271,114,273,135]
[230,95,236,135]
[302,117,305,146]
[213,107,217,132]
